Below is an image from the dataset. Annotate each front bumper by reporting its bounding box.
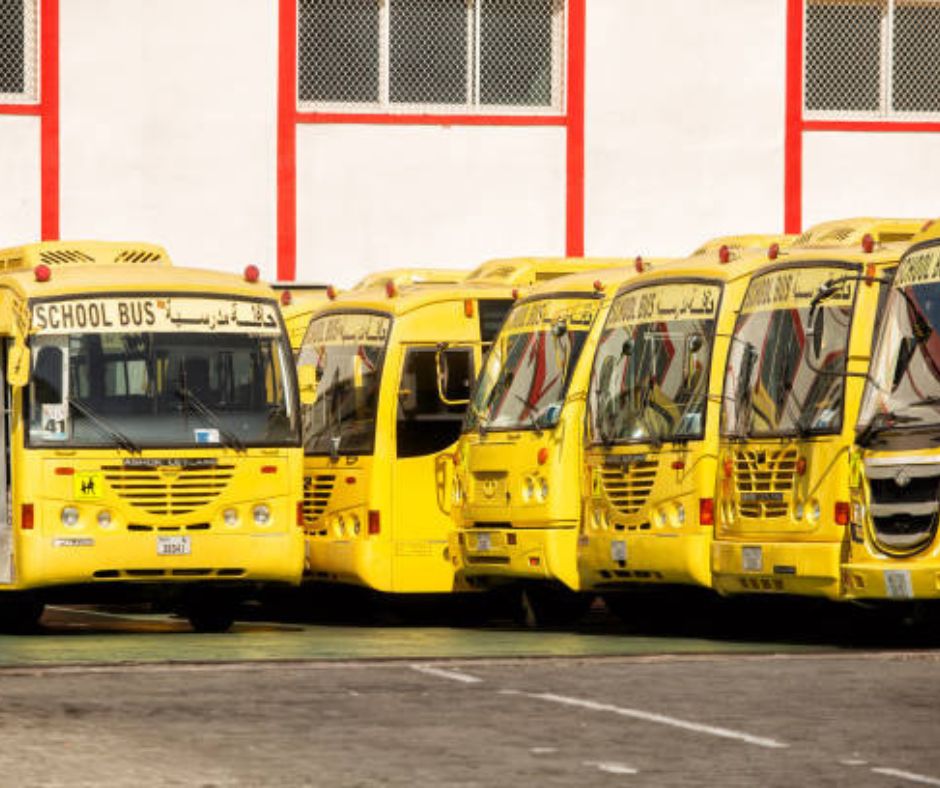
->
[711,540,842,599]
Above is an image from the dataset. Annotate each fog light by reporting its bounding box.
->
[253,504,271,525]
[223,508,239,527]
[675,504,686,526]
[809,500,821,522]
[351,514,361,536]
[97,510,112,528]
[537,478,549,502]
[61,506,79,526]
[794,503,804,521]
[522,477,535,503]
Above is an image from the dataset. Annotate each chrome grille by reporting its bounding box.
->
[101,464,235,516]
[866,460,940,555]
[303,474,336,522]
[734,449,798,518]
[600,460,658,515]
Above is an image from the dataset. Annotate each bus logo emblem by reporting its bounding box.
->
[895,469,911,488]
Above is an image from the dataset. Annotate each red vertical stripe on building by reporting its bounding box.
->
[784,0,803,234]
[277,0,298,281]
[565,0,586,257]
[40,0,59,240]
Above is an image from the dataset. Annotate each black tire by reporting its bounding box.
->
[0,592,45,633]
[515,584,592,629]
[183,591,238,633]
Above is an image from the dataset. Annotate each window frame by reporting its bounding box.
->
[296,0,568,116]
[0,0,38,105]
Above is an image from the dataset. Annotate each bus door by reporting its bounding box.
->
[0,334,25,585]
[391,344,474,590]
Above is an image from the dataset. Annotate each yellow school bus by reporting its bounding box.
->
[0,241,304,632]
[579,240,793,610]
[295,259,613,595]
[845,220,940,604]
[273,284,330,350]
[449,262,642,623]
[712,219,924,599]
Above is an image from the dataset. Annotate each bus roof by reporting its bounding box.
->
[789,217,924,251]
[0,240,171,272]
[519,259,682,300]
[899,218,940,248]
[352,267,467,290]
[690,234,795,257]
[465,257,629,286]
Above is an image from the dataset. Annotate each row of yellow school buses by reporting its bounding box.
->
[1,218,938,633]
[288,216,940,625]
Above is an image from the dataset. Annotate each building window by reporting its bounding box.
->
[0,0,37,102]
[804,0,940,118]
[298,0,566,113]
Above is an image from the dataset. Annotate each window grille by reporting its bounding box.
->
[804,0,940,118]
[298,0,566,114]
[0,0,36,103]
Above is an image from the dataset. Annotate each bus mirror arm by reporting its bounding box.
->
[435,343,470,407]
[7,342,29,388]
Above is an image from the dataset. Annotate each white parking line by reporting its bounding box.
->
[410,664,483,684]
[871,767,940,786]
[502,690,788,750]
[584,761,639,776]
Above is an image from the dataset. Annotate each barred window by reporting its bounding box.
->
[0,0,37,102]
[298,0,566,113]
[805,0,940,117]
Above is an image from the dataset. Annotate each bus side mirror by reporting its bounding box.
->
[7,343,29,388]
[297,365,317,405]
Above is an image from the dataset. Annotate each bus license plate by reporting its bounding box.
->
[884,569,913,599]
[475,533,492,551]
[742,546,763,572]
[610,540,626,562]
[157,536,191,556]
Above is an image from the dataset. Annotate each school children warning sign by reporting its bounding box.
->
[31,296,281,335]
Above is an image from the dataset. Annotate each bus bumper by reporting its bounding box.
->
[711,540,842,599]
[451,527,580,591]
[842,557,940,601]
[578,530,711,591]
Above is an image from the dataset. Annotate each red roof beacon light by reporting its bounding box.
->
[634,255,645,273]
[326,284,338,300]
[34,264,51,282]
[861,233,875,254]
[280,289,293,306]
[244,264,260,283]
[768,243,780,260]
[718,245,731,264]
[385,281,397,299]
[593,279,605,293]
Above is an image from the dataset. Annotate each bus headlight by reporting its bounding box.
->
[253,504,271,525]
[536,478,549,502]
[809,500,821,523]
[97,510,112,528]
[675,504,686,526]
[61,506,79,526]
[223,508,239,527]
[350,514,361,536]
[522,477,535,503]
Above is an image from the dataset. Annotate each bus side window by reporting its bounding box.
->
[34,346,64,405]
[397,347,473,458]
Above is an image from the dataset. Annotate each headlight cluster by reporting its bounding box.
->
[521,475,549,504]
[332,512,361,537]
[60,507,115,528]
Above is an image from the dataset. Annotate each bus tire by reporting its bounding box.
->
[183,591,238,633]
[0,592,45,633]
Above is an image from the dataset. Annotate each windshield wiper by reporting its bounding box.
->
[68,397,141,454]
[176,387,246,453]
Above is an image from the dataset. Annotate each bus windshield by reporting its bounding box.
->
[28,296,297,449]
[464,297,595,432]
[587,281,721,445]
[298,311,390,455]
[722,265,856,439]
[858,249,940,437]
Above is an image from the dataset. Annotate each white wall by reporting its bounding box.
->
[59,0,279,278]
[584,0,787,258]
[803,132,940,225]
[296,124,566,287]
[0,116,40,244]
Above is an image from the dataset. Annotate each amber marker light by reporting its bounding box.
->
[537,447,549,465]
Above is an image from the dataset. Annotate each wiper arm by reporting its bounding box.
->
[512,393,546,436]
[68,397,141,454]
[176,387,246,453]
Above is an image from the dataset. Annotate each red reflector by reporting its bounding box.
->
[699,498,715,526]
[34,263,51,282]
[261,465,277,474]
[346,476,356,484]
[528,556,540,567]
[244,264,260,283]
[368,510,380,535]
[835,501,850,526]
[795,457,807,476]
[296,501,305,527]
[671,460,685,471]
[280,290,292,306]
[54,467,74,476]
[861,233,875,254]
[464,299,474,318]
[21,503,34,530]
[722,457,733,478]
[507,533,517,545]
[537,447,549,465]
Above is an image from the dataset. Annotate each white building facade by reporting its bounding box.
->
[0,0,937,285]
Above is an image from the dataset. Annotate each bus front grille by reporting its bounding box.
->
[733,449,798,518]
[866,460,940,555]
[302,474,336,522]
[600,460,658,515]
[101,465,236,516]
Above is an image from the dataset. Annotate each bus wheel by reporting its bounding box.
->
[183,590,238,633]
[0,592,45,633]
[516,584,592,629]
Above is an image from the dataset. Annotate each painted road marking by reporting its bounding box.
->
[502,690,788,750]
[585,761,639,776]
[531,747,558,755]
[871,767,940,786]
[840,758,868,766]
[410,664,483,684]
